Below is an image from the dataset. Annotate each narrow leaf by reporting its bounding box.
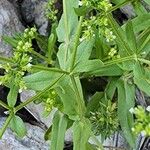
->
[117,79,135,148]
[73,118,91,150]
[125,20,137,53]
[51,111,68,150]
[7,84,18,107]
[134,62,150,96]
[9,115,27,138]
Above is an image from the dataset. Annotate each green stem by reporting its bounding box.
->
[107,13,131,55]
[15,74,64,112]
[0,100,9,110]
[70,16,84,72]
[70,75,85,118]
[31,65,69,74]
[0,111,13,139]
[31,50,51,64]
[137,27,150,42]
[63,0,70,45]
[138,58,150,65]
[104,55,135,67]
[0,56,13,64]
[108,0,135,13]
[138,34,150,52]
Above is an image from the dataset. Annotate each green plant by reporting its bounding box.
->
[0,0,150,149]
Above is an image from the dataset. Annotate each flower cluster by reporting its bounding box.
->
[43,89,62,116]
[81,0,116,44]
[90,100,118,137]
[0,27,37,93]
[129,106,150,136]
[45,0,58,22]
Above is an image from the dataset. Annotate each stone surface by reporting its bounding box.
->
[0,117,49,150]
[21,0,49,35]
[0,0,24,57]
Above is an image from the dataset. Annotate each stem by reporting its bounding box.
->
[0,56,13,64]
[108,0,135,13]
[138,34,150,52]
[70,75,85,118]
[138,58,150,65]
[104,55,135,67]
[137,27,150,42]
[0,111,13,139]
[63,0,70,45]
[31,65,69,74]
[0,100,9,110]
[31,50,51,64]
[70,16,84,72]
[14,74,64,112]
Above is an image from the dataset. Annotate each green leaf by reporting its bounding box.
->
[44,126,52,141]
[74,6,92,16]
[23,71,63,91]
[73,59,103,73]
[86,92,104,115]
[138,33,150,54]
[76,38,95,64]
[47,33,55,59]
[56,84,79,119]
[122,13,150,33]
[125,20,137,53]
[85,64,123,77]
[51,111,68,150]
[111,0,125,4]
[9,115,27,138]
[134,62,150,96]
[2,35,18,47]
[36,35,48,52]
[86,143,97,150]
[117,79,135,148]
[145,0,150,5]
[73,118,91,150]
[132,1,147,16]
[7,84,18,107]
[105,78,118,100]
[56,0,78,70]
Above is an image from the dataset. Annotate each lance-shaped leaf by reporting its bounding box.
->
[56,0,78,69]
[125,20,137,53]
[73,118,91,150]
[122,13,150,33]
[9,115,27,138]
[134,62,150,96]
[117,79,135,148]
[23,71,63,91]
[51,111,68,150]
[84,64,123,77]
[56,83,82,119]
[7,84,18,107]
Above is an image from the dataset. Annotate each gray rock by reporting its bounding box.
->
[21,0,49,35]
[0,117,49,150]
[121,4,136,19]
[0,0,24,57]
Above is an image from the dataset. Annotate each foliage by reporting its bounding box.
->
[0,0,150,149]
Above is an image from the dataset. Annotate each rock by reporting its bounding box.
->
[121,4,136,19]
[0,0,24,57]
[21,0,49,35]
[0,117,49,150]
